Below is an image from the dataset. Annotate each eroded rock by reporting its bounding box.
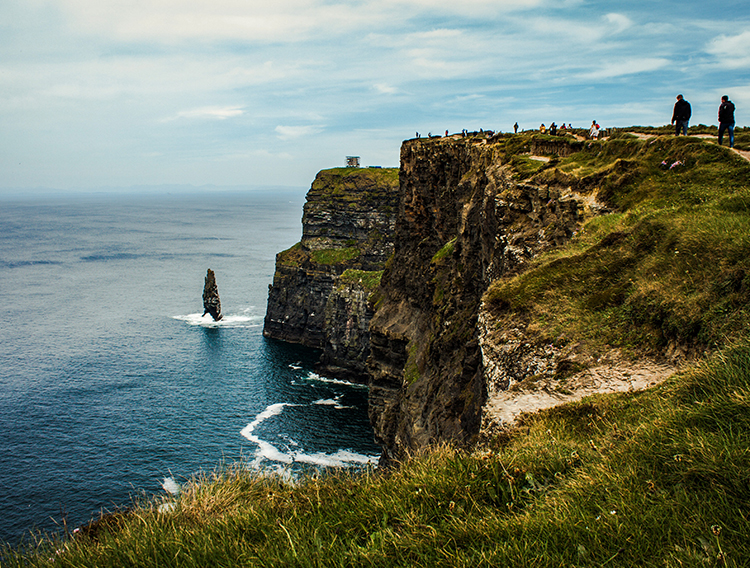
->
[202,268,222,321]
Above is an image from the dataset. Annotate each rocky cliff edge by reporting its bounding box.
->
[263,167,399,382]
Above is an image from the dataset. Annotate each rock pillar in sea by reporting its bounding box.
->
[202,268,223,321]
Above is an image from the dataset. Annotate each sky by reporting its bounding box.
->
[2,0,749,192]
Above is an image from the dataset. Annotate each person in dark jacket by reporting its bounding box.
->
[718,95,736,148]
[671,94,691,136]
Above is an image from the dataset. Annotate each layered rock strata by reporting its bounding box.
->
[263,167,399,382]
[367,135,597,460]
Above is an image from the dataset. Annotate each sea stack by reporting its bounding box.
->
[202,268,223,321]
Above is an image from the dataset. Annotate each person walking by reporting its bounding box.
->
[589,121,600,139]
[718,95,736,148]
[671,94,691,136]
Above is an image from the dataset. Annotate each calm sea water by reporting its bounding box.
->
[0,190,380,544]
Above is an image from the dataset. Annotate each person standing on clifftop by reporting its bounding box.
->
[514,122,519,133]
[718,95,736,148]
[589,121,600,139]
[672,94,691,136]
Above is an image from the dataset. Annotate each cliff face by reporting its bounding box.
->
[367,135,593,459]
[263,167,399,381]
[266,132,748,462]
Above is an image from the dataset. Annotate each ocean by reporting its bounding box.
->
[0,189,381,545]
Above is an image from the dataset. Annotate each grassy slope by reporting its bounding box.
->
[5,132,750,567]
[487,132,750,356]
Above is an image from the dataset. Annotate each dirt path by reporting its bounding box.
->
[626,132,655,140]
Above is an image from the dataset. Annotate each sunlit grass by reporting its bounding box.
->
[485,135,750,354]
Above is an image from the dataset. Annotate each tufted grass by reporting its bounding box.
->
[485,135,750,355]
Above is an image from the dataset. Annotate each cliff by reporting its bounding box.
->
[367,131,750,460]
[367,134,592,459]
[265,131,750,462]
[263,167,399,381]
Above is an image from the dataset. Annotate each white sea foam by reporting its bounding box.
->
[240,403,300,466]
[303,372,368,389]
[313,398,339,406]
[292,450,379,467]
[172,309,262,328]
[313,396,352,410]
[240,402,378,469]
[161,477,180,496]
[158,502,177,513]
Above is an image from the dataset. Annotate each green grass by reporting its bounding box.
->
[485,135,750,355]
[431,238,456,264]
[311,168,399,197]
[339,269,383,291]
[6,344,750,567]
[310,247,361,265]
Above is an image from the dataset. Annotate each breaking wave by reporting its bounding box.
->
[301,372,368,389]
[240,402,378,469]
[172,308,262,328]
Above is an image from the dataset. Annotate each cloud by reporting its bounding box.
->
[52,0,389,43]
[577,57,670,80]
[706,29,750,69]
[374,83,398,95]
[603,13,633,34]
[275,125,323,140]
[167,106,245,121]
[378,0,545,17]
[528,12,635,45]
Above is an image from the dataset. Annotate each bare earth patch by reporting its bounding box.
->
[482,351,678,429]
[626,132,656,140]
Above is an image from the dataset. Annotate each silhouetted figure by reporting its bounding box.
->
[672,94,691,136]
[718,95,736,148]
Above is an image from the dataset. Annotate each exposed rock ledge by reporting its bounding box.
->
[482,354,677,432]
[477,305,679,434]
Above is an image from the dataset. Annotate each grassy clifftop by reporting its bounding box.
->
[6,133,750,567]
[486,131,750,358]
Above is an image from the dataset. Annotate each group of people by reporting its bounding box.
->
[671,94,737,148]
[419,96,737,147]
[533,122,573,136]
[415,129,495,139]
